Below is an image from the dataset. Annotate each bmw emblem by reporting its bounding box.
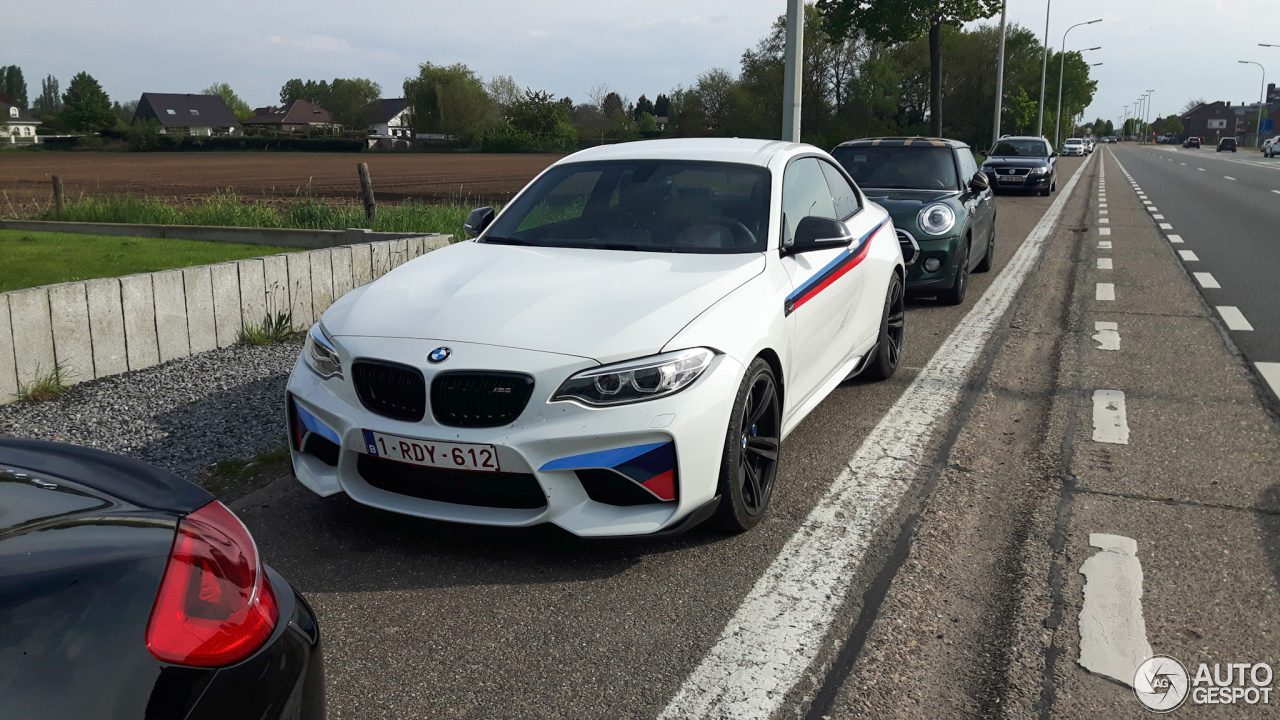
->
[428,347,452,364]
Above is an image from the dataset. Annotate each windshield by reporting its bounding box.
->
[1065,139,1082,145]
[989,139,1050,157]
[481,160,771,253]
[830,146,959,190]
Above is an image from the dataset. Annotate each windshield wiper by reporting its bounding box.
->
[481,236,536,246]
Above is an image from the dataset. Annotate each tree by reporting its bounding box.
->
[280,78,331,105]
[326,78,382,128]
[487,75,520,109]
[818,0,1002,136]
[654,93,671,118]
[113,99,139,124]
[33,75,60,116]
[636,111,659,134]
[601,91,625,120]
[403,62,497,143]
[61,72,115,132]
[1103,119,1114,136]
[1,66,28,108]
[693,68,739,132]
[1161,115,1184,137]
[1005,88,1037,135]
[634,94,655,120]
[202,82,254,120]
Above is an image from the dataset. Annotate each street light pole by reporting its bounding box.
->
[992,0,1009,148]
[1054,23,1101,149]
[1123,107,1129,138]
[1239,60,1266,146]
[781,0,804,142]
[1036,0,1052,138]
[1143,89,1154,143]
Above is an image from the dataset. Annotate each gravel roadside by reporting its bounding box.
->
[0,339,302,483]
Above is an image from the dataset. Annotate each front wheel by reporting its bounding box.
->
[938,238,970,305]
[862,272,905,381]
[974,222,995,273]
[710,358,782,533]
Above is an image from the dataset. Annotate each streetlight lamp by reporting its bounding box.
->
[1055,32,1101,149]
[992,0,1009,148]
[1239,60,1266,146]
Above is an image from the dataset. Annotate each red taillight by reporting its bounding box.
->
[146,500,279,667]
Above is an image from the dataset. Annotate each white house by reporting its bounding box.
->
[363,98,412,138]
[2,101,41,144]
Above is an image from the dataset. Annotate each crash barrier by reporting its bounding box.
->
[0,220,431,250]
[0,234,450,404]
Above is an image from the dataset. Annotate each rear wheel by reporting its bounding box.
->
[710,359,782,533]
[938,238,970,306]
[862,272,904,381]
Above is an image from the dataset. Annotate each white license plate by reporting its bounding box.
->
[362,430,500,472]
[997,176,1025,184]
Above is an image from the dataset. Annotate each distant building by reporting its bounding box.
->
[132,93,240,136]
[1,100,41,143]
[363,98,411,138]
[1180,101,1241,143]
[241,99,335,132]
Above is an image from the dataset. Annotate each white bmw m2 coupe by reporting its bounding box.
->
[286,138,905,536]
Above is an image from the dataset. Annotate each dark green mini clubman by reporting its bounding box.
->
[831,137,996,305]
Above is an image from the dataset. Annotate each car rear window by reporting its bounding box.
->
[830,145,959,191]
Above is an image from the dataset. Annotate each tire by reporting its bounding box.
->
[862,272,905,382]
[974,222,995,273]
[938,237,970,305]
[710,358,782,533]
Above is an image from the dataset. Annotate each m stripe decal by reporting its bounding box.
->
[784,218,890,316]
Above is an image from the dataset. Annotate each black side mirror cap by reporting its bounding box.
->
[1049,151,1059,158]
[783,216,853,256]
[969,171,990,191]
[463,207,495,238]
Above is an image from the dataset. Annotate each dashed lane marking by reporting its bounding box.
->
[1099,241,1112,249]
[1256,363,1280,398]
[1152,214,1164,220]
[1224,176,1236,181]
[1098,258,1113,269]
[1077,534,1151,686]
[1100,209,1108,214]
[1096,283,1115,301]
[1198,168,1205,171]
[1092,390,1130,444]
[1159,223,1174,230]
[1216,306,1253,331]
[1099,227,1111,235]
[1167,234,1184,243]
[1092,322,1120,351]
[1099,218,1110,223]
[1147,207,1159,212]
[1193,272,1220,288]
[1178,250,1199,261]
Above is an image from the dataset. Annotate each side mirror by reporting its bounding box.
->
[969,171,990,191]
[1049,151,1059,158]
[784,216,853,256]
[464,206,495,238]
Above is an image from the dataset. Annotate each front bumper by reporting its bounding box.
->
[285,338,742,537]
[903,232,963,294]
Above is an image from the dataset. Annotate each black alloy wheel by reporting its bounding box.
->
[974,222,995,273]
[863,272,904,381]
[711,358,782,532]
[939,237,969,305]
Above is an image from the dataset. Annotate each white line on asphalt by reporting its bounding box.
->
[1153,214,1165,220]
[1178,250,1199,261]
[1224,176,1236,181]
[1256,363,1280,398]
[1167,234,1184,243]
[1096,283,1115,301]
[1092,389,1130,444]
[1194,272,1220,288]
[1098,258,1113,269]
[1100,209,1108,215]
[1100,203,1108,208]
[1099,227,1111,235]
[1159,223,1173,230]
[657,152,1095,720]
[1198,168,1205,171]
[1099,218,1110,223]
[1099,241,1112,249]
[1181,162,1187,166]
[1147,207,1159,212]
[1093,321,1120,351]
[1216,306,1254,331]
[1142,200,1151,205]
[1273,190,1280,195]
[1077,533,1151,686]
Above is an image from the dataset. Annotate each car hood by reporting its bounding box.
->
[983,156,1052,167]
[323,240,766,363]
[861,189,960,224]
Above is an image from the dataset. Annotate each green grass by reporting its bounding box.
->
[239,311,297,346]
[17,362,72,402]
[201,445,293,500]
[0,229,300,293]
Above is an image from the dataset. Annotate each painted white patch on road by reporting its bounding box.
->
[1152,214,1164,220]
[1178,250,1198,261]
[1224,176,1236,181]
[1100,203,1108,208]
[1167,234,1183,244]
[1078,533,1152,687]
[1194,272,1220,289]
[1099,218,1110,224]
[1099,227,1111,236]
[1272,190,1280,195]
[1093,321,1120,351]
[1147,207,1159,213]
[1198,167,1205,171]
[657,150,1096,720]
[1256,363,1280,398]
[1100,209,1108,215]
[1096,283,1115,301]
[1092,390,1129,444]
[1159,223,1174,230]
[1097,258,1113,269]
[1098,241,1112,249]
[1216,306,1254,331]
[1180,162,1187,166]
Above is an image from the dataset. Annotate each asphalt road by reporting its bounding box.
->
[228,158,1084,720]
[1107,142,1280,404]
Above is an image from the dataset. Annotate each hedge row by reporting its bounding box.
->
[129,135,365,153]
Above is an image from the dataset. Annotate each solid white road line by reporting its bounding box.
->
[1093,321,1120,351]
[1273,190,1280,195]
[1167,234,1184,243]
[1098,258,1113,269]
[1099,241,1112,249]
[1194,272,1220,288]
[1077,533,1152,686]
[1159,223,1173,230]
[1178,250,1199,261]
[1216,306,1254,331]
[1256,363,1280,398]
[1096,283,1115,301]
[1092,389,1130,444]
[1225,176,1236,181]
[1099,227,1111,236]
[658,152,1095,720]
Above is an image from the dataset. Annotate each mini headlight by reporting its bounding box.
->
[918,203,956,236]
[553,348,715,407]
[303,324,343,380]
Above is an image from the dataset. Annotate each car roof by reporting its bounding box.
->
[557,137,798,168]
[994,136,1049,142]
[834,136,969,149]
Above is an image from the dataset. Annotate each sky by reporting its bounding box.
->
[4,0,1276,129]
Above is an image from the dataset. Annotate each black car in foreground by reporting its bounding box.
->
[0,438,324,720]
[980,136,1058,196]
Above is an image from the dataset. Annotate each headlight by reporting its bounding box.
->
[1029,166,1049,176]
[304,324,343,380]
[552,348,715,407]
[917,203,956,236]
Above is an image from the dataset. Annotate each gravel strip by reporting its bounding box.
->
[0,339,303,479]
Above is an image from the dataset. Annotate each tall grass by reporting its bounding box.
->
[33,191,481,240]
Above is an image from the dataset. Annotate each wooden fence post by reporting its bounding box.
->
[52,175,65,217]
[357,163,376,222]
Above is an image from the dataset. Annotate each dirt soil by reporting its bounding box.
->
[0,151,563,213]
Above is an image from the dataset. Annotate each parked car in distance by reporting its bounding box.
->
[287,138,907,537]
[1104,136,1118,144]
[1062,138,1085,156]
[1183,137,1201,148]
[831,137,995,305]
[1083,138,1095,154]
[0,438,325,720]
[1264,136,1280,157]
[1217,137,1237,152]
[980,136,1058,197]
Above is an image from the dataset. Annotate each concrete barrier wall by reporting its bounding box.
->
[0,220,437,250]
[0,233,450,404]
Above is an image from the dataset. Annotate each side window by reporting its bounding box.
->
[819,160,861,220]
[956,150,978,184]
[781,158,837,244]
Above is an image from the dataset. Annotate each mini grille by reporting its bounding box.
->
[895,229,919,266]
[431,372,534,428]
[352,360,426,422]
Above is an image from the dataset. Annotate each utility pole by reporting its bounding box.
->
[1036,0,1052,137]
[781,0,804,142]
[1054,20,1101,149]
[1239,61,1266,146]
[1143,89,1154,143]
[992,0,1009,148]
